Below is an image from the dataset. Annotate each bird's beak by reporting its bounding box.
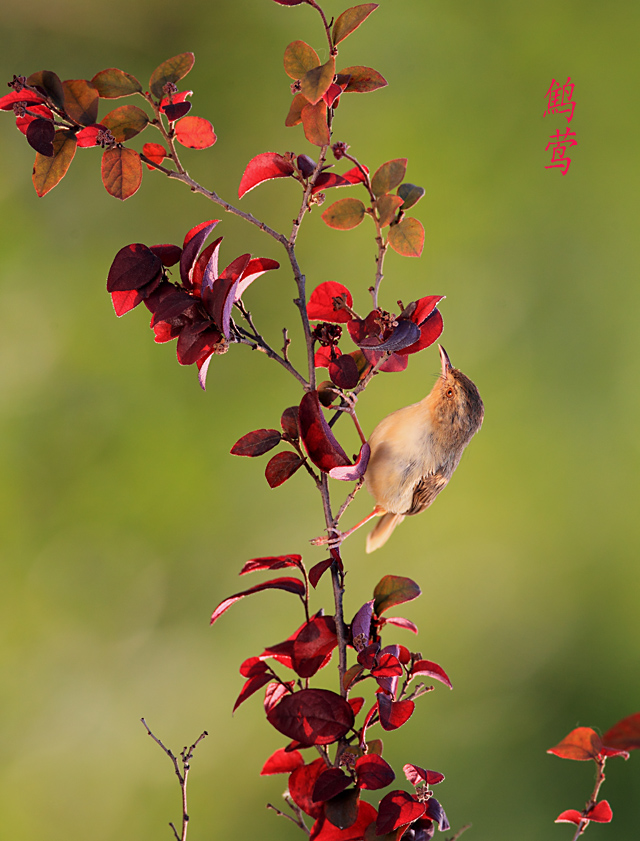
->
[438,344,453,377]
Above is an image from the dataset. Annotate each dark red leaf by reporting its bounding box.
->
[291,616,338,678]
[240,555,303,575]
[15,103,53,135]
[203,252,251,337]
[107,243,162,292]
[289,759,326,818]
[373,576,421,616]
[233,672,272,712]
[377,695,415,731]
[176,320,223,366]
[162,101,191,121]
[547,728,603,761]
[310,800,377,841]
[150,244,182,267]
[424,797,450,831]
[265,451,304,487]
[261,747,304,776]
[180,220,220,286]
[329,354,360,389]
[403,765,444,787]
[146,284,194,325]
[194,238,224,294]
[410,660,453,690]
[267,688,355,746]
[281,406,300,440]
[26,118,54,156]
[324,788,359,830]
[376,791,425,835]
[239,657,269,678]
[356,754,395,790]
[371,653,403,679]
[231,428,282,457]
[603,712,640,751]
[309,558,334,588]
[312,768,351,802]
[210,577,305,625]
[264,681,293,713]
[308,281,354,323]
[357,319,420,353]
[238,152,295,198]
[26,70,65,109]
[396,309,444,357]
[311,172,352,194]
[298,391,350,473]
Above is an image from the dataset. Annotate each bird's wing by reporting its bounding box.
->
[406,472,449,516]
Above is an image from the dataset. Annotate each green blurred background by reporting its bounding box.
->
[1,1,639,839]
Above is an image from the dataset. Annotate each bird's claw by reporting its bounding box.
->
[310,531,345,548]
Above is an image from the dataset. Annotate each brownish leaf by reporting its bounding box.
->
[101,105,149,141]
[91,68,142,98]
[333,4,379,45]
[62,79,99,126]
[301,57,335,106]
[376,194,404,227]
[149,53,195,99]
[284,40,320,80]
[301,101,330,146]
[101,147,143,200]
[285,93,308,127]
[388,217,425,257]
[32,129,77,197]
[321,197,365,230]
[371,158,407,197]
[339,65,388,93]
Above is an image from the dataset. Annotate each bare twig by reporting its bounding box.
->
[570,756,608,840]
[141,719,208,841]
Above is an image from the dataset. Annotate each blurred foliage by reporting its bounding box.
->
[1,1,639,840]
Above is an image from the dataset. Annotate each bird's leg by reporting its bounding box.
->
[310,505,386,548]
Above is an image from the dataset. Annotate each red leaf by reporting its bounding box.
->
[410,660,453,690]
[396,309,444,357]
[231,428,282,457]
[180,220,220,286]
[371,653,403,679]
[603,712,640,751]
[373,576,421,615]
[289,759,326,818]
[261,747,304,776]
[233,672,272,712]
[210,577,305,625]
[75,124,106,148]
[101,146,142,200]
[403,765,444,787]
[143,142,168,169]
[308,281,354,323]
[328,354,360,389]
[356,754,395,790]
[264,681,293,713]
[310,800,377,841]
[150,244,182,266]
[309,558,334,588]
[588,801,613,823]
[175,115,216,149]
[349,697,365,717]
[548,727,603,761]
[265,451,304,487]
[299,391,351,473]
[107,243,162,292]
[267,688,355,746]
[341,164,369,185]
[311,172,352,194]
[176,320,223,366]
[240,555,303,575]
[15,103,52,135]
[328,442,370,482]
[376,791,425,835]
[290,616,338,678]
[383,617,419,634]
[0,89,45,110]
[238,152,294,198]
[377,695,415,731]
[555,810,582,826]
[312,768,351,802]
[235,257,280,300]
[281,406,300,440]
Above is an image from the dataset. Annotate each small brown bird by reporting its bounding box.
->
[363,344,484,551]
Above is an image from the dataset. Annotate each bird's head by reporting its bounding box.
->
[426,345,484,446]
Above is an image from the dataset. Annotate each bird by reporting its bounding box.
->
[362,344,484,551]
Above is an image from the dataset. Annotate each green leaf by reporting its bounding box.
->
[62,79,99,126]
[149,53,195,99]
[388,217,424,257]
[101,105,149,141]
[371,159,407,197]
[32,129,76,196]
[26,71,65,110]
[301,57,335,106]
[338,65,387,93]
[373,575,421,615]
[333,4,378,46]
[301,100,330,146]
[284,40,320,80]
[101,147,143,200]
[91,68,143,99]
[397,182,425,210]
[321,197,366,230]
[376,194,404,227]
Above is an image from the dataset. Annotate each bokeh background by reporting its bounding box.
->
[1,1,639,839]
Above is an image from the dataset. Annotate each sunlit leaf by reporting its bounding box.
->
[101,104,149,141]
[266,688,354,746]
[547,727,603,761]
[260,747,304,776]
[339,65,387,93]
[61,79,99,126]
[321,197,365,230]
[333,4,379,45]
[299,391,350,472]
[371,159,407,197]
[91,68,142,98]
[32,129,76,196]
[238,152,295,198]
[388,217,425,257]
[301,100,330,146]
[284,40,320,80]
[376,790,425,835]
[175,116,217,149]
[603,712,640,751]
[373,575,421,615]
[149,52,195,99]
[301,57,335,106]
[210,577,306,625]
[101,146,143,200]
[285,93,307,127]
[376,194,404,227]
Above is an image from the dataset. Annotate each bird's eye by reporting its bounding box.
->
[446,388,454,397]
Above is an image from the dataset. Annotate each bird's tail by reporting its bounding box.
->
[366,513,405,553]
